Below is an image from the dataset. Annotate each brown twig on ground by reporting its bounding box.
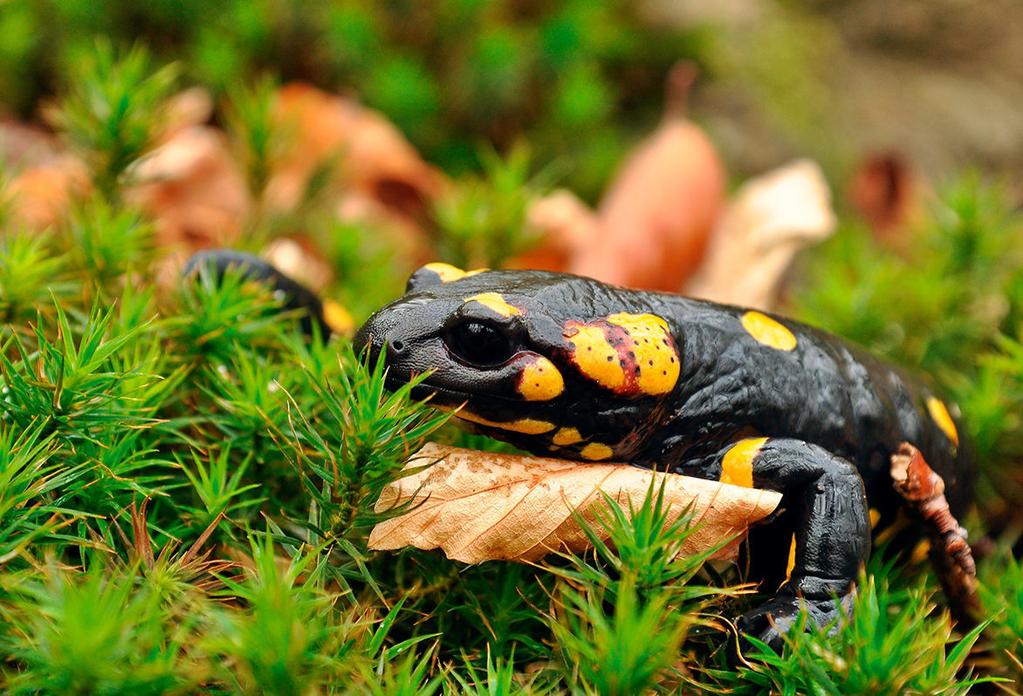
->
[890,442,980,624]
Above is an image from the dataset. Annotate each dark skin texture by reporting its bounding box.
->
[186,252,974,648]
[183,250,337,337]
[353,266,974,647]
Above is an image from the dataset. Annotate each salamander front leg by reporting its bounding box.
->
[710,438,870,649]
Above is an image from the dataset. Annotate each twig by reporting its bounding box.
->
[890,443,980,624]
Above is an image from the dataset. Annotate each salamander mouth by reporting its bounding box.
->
[382,371,528,407]
[385,372,503,411]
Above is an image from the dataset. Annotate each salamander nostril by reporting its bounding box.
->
[389,338,406,354]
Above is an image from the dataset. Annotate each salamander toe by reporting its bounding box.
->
[737,588,855,652]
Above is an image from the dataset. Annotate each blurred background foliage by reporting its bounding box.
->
[1,0,707,198]
[3,0,1022,195]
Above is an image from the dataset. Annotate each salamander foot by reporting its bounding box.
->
[737,587,856,651]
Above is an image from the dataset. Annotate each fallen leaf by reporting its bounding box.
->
[125,126,250,251]
[685,159,836,310]
[267,83,446,222]
[6,154,91,231]
[506,189,598,271]
[847,151,923,243]
[262,236,334,292]
[890,443,979,621]
[160,87,214,139]
[0,117,60,169]
[369,443,781,564]
[335,190,435,268]
[569,64,727,291]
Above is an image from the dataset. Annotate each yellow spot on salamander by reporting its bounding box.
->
[421,262,488,283]
[926,397,959,447]
[321,299,354,335]
[563,313,680,396]
[465,292,521,318]
[720,437,768,488]
[607,313,681,395]
[565,324,626,391]
[580,443,614,460]
[784,534,797,584]
[456,411,555,435]
[740,311,797,352]
[517,356,565,401]
[423,262,467,282]
[552,427,583,446]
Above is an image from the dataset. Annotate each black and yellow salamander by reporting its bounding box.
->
[188,253,978,648]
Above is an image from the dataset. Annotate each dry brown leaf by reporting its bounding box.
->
[889,443,979,621]
[505,189,598,272]
[160,87,214,139]
[569,66,727,291]
[369,443,781,564]
[847,152,925,244]
[125,126,250,251]
[685,159,836,310]
[262,236,334,292]
[267,83,446,221]
[335,190,435,268]
[6,155,91,231]
[0,117,60,170]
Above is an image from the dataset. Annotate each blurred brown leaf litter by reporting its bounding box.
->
[2,74,839,313]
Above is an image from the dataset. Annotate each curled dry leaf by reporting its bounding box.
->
[267,82,446,222]
[369,443,781,564]
[686,159,836,310]
[569,65,727,291]
[890,443,979,622]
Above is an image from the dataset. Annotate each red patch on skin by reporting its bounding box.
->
[606,323,644,391]
[563,319,644,396]
[564,313,681,396]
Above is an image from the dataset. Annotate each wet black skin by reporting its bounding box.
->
[184,250,337,337]
[354,268,974,647]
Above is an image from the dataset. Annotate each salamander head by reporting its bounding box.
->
[353,263,683,461]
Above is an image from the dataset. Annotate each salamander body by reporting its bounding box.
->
[354,263,976,646]
[184,251,977,647]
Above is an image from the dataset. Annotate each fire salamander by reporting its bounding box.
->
[188,253,977,648]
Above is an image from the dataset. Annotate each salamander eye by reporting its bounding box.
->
[445,321,515,367]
